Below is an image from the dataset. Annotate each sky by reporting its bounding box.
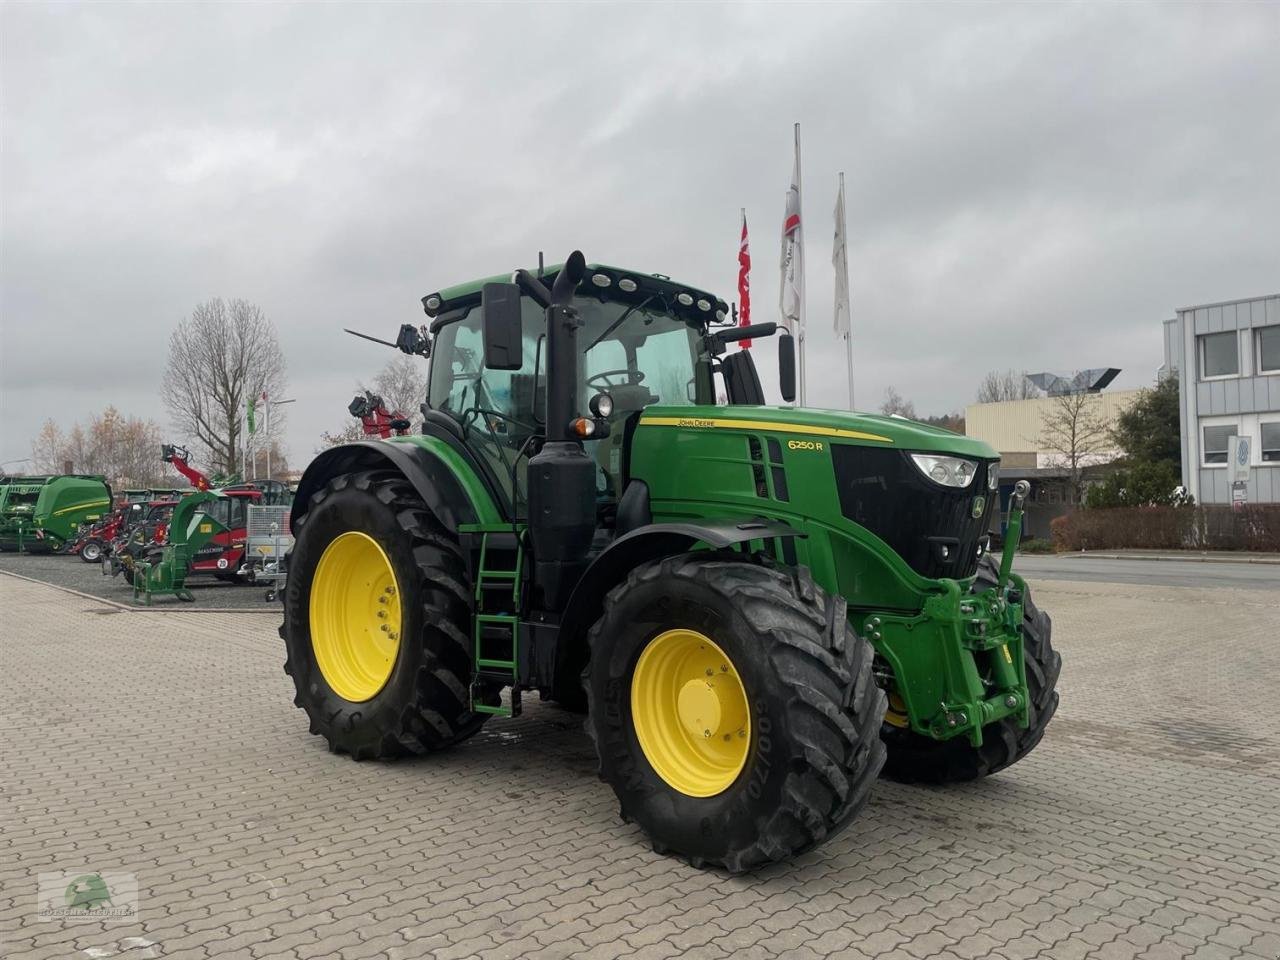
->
[2,1,1278,470]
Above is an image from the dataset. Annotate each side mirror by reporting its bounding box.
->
[481,282,523,370]
[778,332,797,403]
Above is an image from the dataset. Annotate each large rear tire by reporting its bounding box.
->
[281,470,492,760]
[585,555,886,872]
[880,555,1061,783]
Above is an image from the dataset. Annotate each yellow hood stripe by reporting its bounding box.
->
[641,416,892,444]
[51,498,111,517]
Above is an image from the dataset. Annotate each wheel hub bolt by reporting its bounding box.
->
[1005,695,1018,708]
[381,624,389,633]
[703,729,711,738]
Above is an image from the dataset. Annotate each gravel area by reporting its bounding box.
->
[0,552,280,610]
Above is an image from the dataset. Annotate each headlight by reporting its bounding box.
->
[910,453,979,488]
[988,462,999,491]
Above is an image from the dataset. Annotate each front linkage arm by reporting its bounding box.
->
[997,479,1031,595]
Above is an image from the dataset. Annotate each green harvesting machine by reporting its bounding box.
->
[281,251,1060,871]
[0,474,112,553]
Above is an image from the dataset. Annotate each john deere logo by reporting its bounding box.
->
[972,496,986,519]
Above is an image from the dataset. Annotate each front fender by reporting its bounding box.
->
[551,518,804,701]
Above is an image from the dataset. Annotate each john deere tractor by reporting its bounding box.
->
[282,251,1060,871]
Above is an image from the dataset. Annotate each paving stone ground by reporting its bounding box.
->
[2,571,1278,960]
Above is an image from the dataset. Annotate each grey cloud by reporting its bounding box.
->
[2,2,1277,464]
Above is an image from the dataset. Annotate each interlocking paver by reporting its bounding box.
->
[3,573,1279,960]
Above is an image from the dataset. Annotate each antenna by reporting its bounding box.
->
[537,251,544,279]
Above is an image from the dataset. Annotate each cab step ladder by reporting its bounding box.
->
[463,526,524,718]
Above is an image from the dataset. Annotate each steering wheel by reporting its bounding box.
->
[587,369,644,390]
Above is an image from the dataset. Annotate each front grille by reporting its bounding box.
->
[831,445,993,580]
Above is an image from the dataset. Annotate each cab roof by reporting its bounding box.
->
[422,262,730,331]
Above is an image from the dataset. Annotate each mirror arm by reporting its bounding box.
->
[512,269,552,309]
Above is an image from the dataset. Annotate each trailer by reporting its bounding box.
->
[239,503,294,600]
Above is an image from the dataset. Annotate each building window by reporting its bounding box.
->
[1202,425,1235,464]
[1263,422,1280,463]
[1258,326,1280,375]
[1198,331,1239,378]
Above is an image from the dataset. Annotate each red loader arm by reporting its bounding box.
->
[161,444,213,491]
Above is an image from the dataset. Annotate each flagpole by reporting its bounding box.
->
[265,396,271,481]
[795,123,806,407]
[838,171,855,409]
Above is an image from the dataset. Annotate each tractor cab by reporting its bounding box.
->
[223,480,291,506]
[423,264,790,516]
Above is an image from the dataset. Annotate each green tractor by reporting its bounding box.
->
[282,252,1060,871]
[0,474,113,553]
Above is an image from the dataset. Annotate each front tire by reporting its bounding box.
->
[281,470,492,760]
[585,555,886,872]
[880,555,1061,783]
[79,539,103,563]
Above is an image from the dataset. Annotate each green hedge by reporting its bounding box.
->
[1051,505,1280,552]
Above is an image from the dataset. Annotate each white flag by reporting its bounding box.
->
[779,125,804,337]
[833,174,850,337]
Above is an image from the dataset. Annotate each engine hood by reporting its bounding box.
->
[638,405,998,459]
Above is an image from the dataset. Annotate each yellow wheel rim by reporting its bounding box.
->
[310,531,402,703]
[630,629,750,798]
[885,690,910,729]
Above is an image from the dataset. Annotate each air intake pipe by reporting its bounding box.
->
[526,251,596,608]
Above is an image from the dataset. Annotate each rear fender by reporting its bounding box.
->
[291,439,496,531]
[551,518,804,701]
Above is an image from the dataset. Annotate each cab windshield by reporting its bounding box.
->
[428,294,714,511]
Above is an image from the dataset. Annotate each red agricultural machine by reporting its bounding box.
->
[69,506,133,563]
[349,390,412,438]
[162,443,214,491]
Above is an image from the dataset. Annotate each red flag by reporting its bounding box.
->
[738,209,752,348]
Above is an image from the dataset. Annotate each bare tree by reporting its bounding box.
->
[161,298,286,475]
[249,441,291,480]
[879,386,917,419]
[30,406,172,487]
[976,369,1036,403]
[370,356,427,428]
[318,421,366,450]
[1041,391,1111,502]
[31,420,64,473]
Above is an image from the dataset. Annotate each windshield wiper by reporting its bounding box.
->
[585,295,656,352]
